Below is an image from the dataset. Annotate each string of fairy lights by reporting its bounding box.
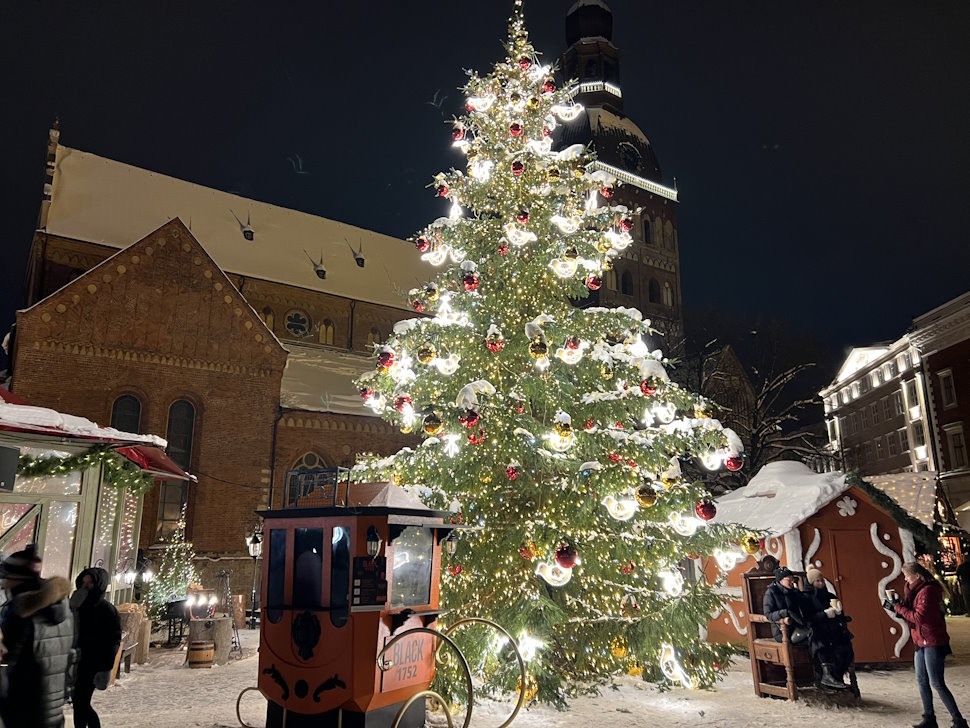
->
[17,448,158,496]
[351,0,757,704]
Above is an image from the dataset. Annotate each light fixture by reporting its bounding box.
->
[246,531,262,559]
[366,525,383,559]
[445,535,458,557]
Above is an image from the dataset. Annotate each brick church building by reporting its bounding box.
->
[8,1,686,595]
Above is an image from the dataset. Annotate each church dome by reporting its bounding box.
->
[566,0,614,45]
[557,107,663,182]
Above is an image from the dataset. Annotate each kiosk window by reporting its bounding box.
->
[390,527,434,608]
[267,529,287,624]
[293,528,324,609]
[331,526,351,628]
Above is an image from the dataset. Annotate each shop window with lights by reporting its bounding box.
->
[110,394,142,434]
[939,370,957,409]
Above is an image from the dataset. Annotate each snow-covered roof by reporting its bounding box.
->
[711,461,850,536]
[45,146,431,311]
[865,471,939,528]
[348,481,430,512]
[0,399,165,447]
[280,344,374,417]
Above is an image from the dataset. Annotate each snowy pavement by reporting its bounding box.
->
[71,616,970,727]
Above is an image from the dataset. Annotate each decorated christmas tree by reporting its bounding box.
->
[144,507,197,623]
[354,1,754,705]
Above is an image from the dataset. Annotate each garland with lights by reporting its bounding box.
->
[351,1,756,706]
[17,448,157,496]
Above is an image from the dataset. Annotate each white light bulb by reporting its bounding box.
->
[535,561,572,587]
[602,494,637,521]
[659,643,695,689]
[551,103,584,121]
[549,258,580,278]
[441,433,461,457]
[668,512,699,536]
[550,214,581,233]
[421,245,449,266]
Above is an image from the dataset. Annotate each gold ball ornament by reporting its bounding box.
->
[517,675,539,703]
[546,167,561,182]
[610,637,628,658]
[740,533,761,555]
[479,472,493,483]
[660,474,680,489]
[417,343,436,365]
[425,283,440,302]
[400,423,413,434]
[635,484,658,507]
[528,337,548,358]
[694,404,711,419]
[596,238,612,253]
[554,420,572,437]
[528,95,540,109]
[600,363,615,380]
[563,246,578,260]
[423,413,444,436]
[627,661,643,677]
[602,257,614,271]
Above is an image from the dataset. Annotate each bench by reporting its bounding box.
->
[116,642,138,678]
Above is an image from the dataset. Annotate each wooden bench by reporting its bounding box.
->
[742,569,859,700]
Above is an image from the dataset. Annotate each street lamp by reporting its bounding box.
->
[246,528,263,629]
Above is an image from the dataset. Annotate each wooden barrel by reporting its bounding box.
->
[188,640,215,669]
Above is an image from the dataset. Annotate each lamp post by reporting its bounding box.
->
[246,528,262,629]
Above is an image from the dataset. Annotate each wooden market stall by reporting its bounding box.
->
[703,461,936,664]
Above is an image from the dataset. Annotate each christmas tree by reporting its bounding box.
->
[144,507,197,623]
[354,1,753,705]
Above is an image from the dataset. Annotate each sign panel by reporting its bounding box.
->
[352,556,387,607]
[380,630,435,693]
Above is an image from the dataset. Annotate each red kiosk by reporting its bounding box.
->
[257,480,463,728]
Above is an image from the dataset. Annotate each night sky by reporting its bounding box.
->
[1,1,968,373]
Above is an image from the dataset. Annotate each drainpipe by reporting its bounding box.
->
[267,407,284,510]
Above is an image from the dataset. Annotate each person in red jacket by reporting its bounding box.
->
[887,562,967,728]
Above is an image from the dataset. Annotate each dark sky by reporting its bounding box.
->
[1,1,968,370]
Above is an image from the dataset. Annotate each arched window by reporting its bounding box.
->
[367,327,381,347]
[166,400,196,471]
[259,307,275,331]
[285,452,330,507]
[110,394,142,434]
[664,220,675,251]
[663,282,674,307]
[319,319,335,346]
[642,217,652,245]
[292,452,326,471]
[648,279,661,303]
[621,271,634,296]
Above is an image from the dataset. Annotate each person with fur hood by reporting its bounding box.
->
[70,567,121,728]
[0,545,75,728]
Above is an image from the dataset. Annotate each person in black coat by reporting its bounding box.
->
[70,567,121,728]
[0,545,76,728]
[804,568,854,689]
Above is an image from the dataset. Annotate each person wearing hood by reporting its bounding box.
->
[804,568,854,691]
[70,567,121,728]
[0,545,76,728]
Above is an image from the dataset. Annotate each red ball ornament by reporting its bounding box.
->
[614,421,625,429]
[626,458,637,468]
[506,464,519,480]
[452,126,465,141]
[497,242,509,256]
[640,379,658,396]
[620,561,635,575]
[393,395,412,412]
[585,275,602,290]
[608,452,622,463]
[359,387,374,401]
[724,455,744,472]
[519,543,536,560]
[510,122,523,137]
[436,183,450,198]
[458,409,480,428]
[518,56,531,70]
[584,418,596,431]
[542,78,556,93]
[415,236,431,252]
[516,209,530,224]
[514,402,525,414]
[620,218,633,232]
[449,511,463,524]
[485,335,504,353]
[695,499,717,522]
[377,350,395,369]
[411,299,425,313]
[600,186,614,199]
[468,429,485,445]
[462,272,480,291]
[542,125,551,137]
[511,161,525,176]
[449,564,463,576]
[555,544,579,569]
[465,101,474,112]
[566,335,581,350]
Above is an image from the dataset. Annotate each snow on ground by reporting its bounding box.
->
[72,617,970,728]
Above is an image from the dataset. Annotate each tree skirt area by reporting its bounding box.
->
[70,617,970,728]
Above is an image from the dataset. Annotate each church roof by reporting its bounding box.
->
[44,146,431,311]
[559,107,663,183]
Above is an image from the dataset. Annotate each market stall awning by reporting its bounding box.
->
[115,445,196,482]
